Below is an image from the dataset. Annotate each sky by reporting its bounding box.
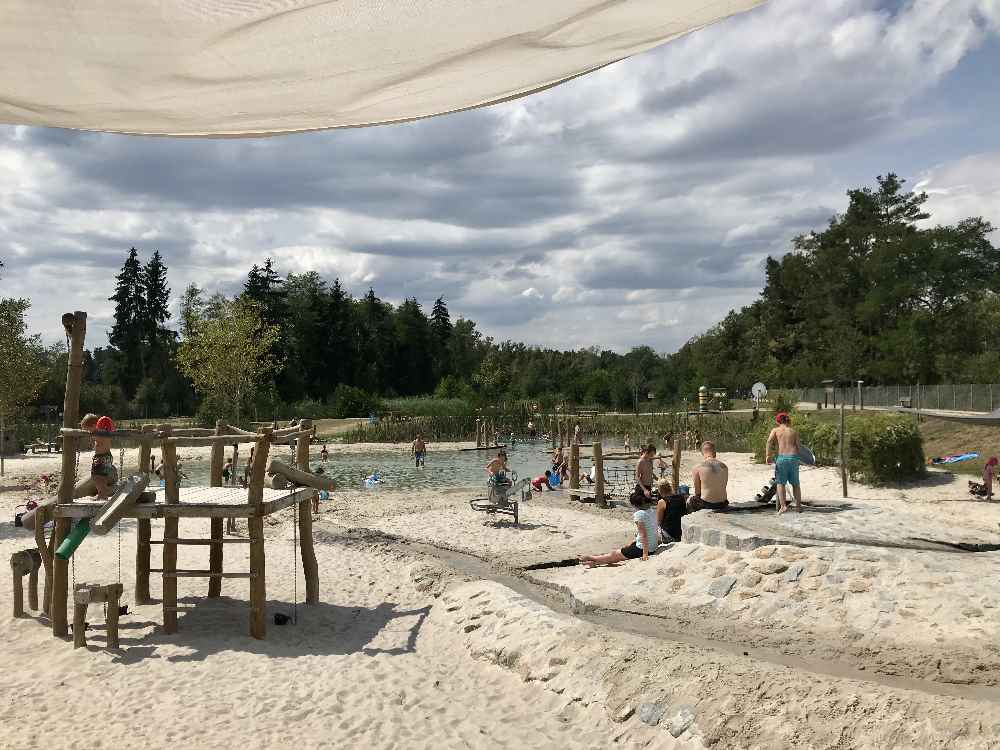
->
[2,0,999,354]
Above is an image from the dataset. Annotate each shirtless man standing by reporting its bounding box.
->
[689,441,728,511]
[766,412,802,514]
[411,433,427,467]
[634,445,657,502]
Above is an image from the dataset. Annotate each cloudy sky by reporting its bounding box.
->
[2,0,999,353]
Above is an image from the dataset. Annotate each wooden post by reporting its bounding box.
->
[475,418,481,448]
[208,419,226,598]
[839,396,848,498]
[248,429,271,639]
[12,570,24,617]
[549,416,556,449]
[106,588,122,649]
[73,599,88,649]
[569,443,580,502]
[33,504,53,616]
[53,310,86,638]
[161,428,180,634]
[135,517,152,604]
[296,419,319,604]
[672,438,682,493]
[135,425,154,604]
[138,425,152,474]
[593,441,606,508]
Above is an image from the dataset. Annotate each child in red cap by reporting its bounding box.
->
[80,413,118,498]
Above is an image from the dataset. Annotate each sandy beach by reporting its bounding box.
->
[3,444,1000,748]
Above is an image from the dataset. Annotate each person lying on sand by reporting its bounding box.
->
[579,481,659,567]
[766,412,802,514]
[687,441,729,512]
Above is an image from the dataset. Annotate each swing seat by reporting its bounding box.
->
[470,474,530,525]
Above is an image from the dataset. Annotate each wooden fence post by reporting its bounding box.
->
[672,438,682,493]
[839,399,847,499]
[208,419,226,598]
[161,428,180,633]
[593,442,606,508]
[296,419,319,604]
[550,416,556,449]
[248,429,271,639]
[569,444,580,502]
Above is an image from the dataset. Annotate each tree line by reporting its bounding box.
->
[3,173,997,426]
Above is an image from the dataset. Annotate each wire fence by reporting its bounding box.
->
[792,384,1000,413]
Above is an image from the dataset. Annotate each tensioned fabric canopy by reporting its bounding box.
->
[0,1,763,137]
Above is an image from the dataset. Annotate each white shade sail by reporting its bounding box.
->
[0,1,763,137]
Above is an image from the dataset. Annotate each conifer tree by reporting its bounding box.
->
[108,247,146,396]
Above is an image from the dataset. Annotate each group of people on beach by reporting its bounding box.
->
[581,413,805,567]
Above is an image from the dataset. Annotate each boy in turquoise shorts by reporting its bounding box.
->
[765,412,802,514]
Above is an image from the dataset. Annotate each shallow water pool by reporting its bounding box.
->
[166,440,613,491]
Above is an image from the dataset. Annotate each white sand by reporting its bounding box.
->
[3,448,1000,747]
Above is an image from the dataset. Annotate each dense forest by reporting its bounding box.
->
[9,173,1000,423]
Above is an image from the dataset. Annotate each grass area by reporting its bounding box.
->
[919,419,998,477]
[790,407,998,477]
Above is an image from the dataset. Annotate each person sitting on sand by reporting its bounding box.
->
[80,413,118,499]
[486,450,510,486]
[687,441,729,511]
[579,478,659,567]
[411,433,427,468]
[531,470,555,492]
[766,412,803,514]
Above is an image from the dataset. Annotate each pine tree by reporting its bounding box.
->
[243,258,286,328]
[141,250,171,347]
[108,247,144,350]
[431,297,452,341]
[430,296,453,383]
[108,247,146,396]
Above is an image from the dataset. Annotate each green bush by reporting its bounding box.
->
[751,411,925,484]
[331,385,381,419]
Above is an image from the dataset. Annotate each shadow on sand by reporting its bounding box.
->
[75,595,433,663]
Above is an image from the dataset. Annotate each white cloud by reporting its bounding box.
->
[2,0,999,355]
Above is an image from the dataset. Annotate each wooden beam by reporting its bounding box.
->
[92,474,150,535]
[150,569,253,579]
[161,429,179,634]
[152,538,252,545]
[296,419,319,605]
[267,458,335,491]
[54,310,86,638]
[54,490,312,519]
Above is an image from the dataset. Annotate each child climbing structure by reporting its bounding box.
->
[21,311,329,642]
